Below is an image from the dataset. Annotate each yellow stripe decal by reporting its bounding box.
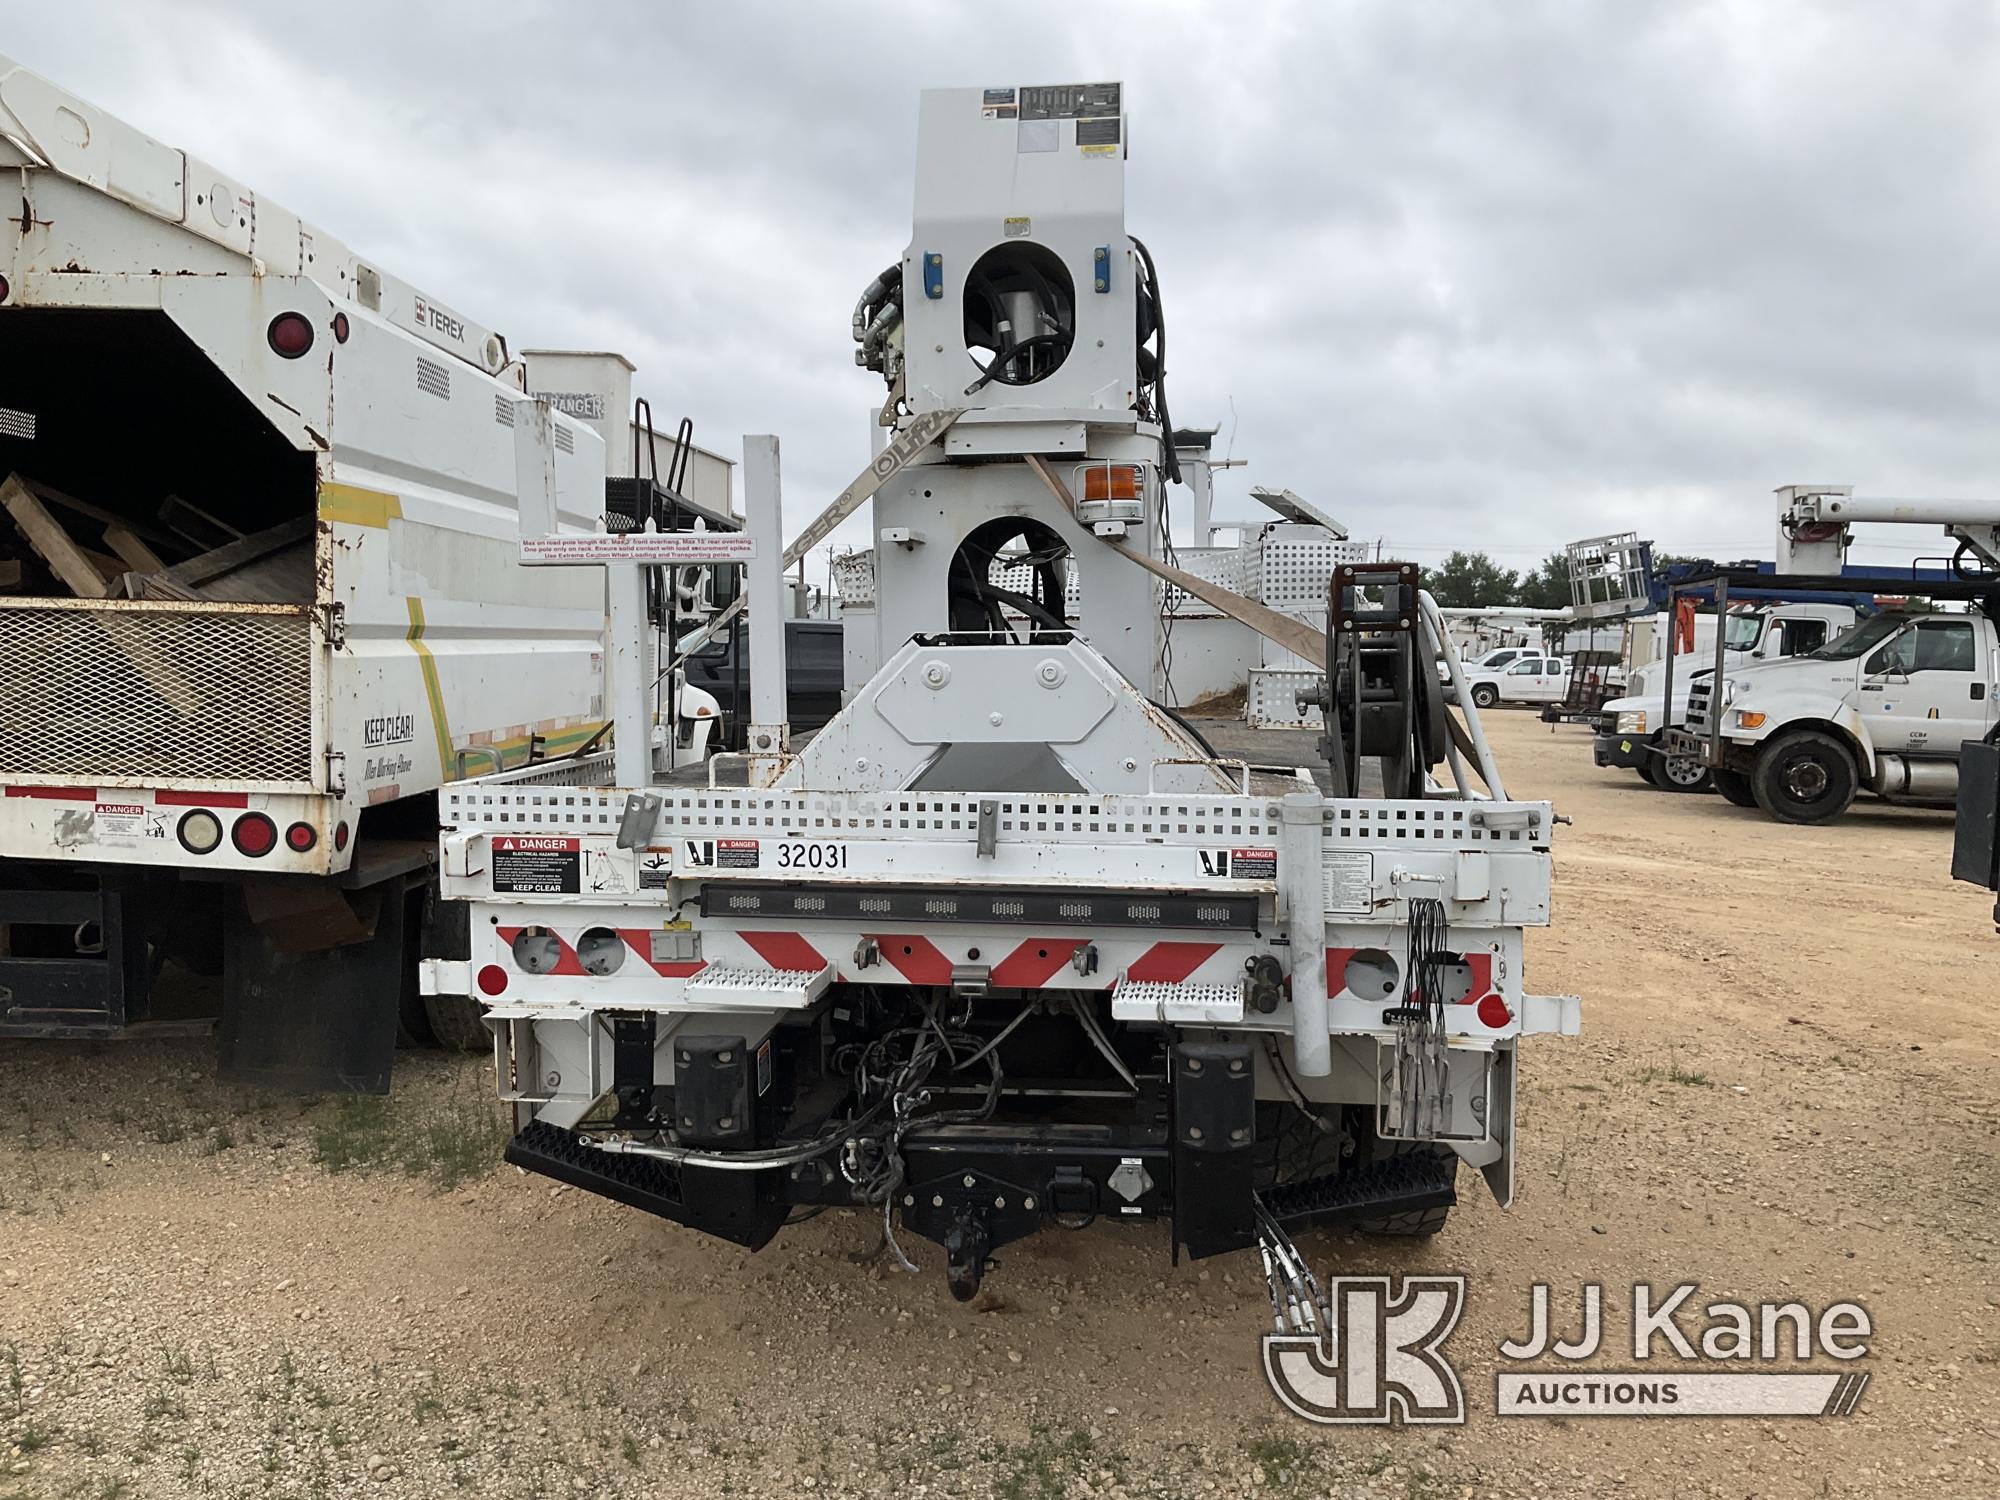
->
[320,483,403,528]
[405,599,456,778]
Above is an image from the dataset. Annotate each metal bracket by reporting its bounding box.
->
[975,799,998,858]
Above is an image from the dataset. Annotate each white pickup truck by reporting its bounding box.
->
[1593,602,1857,792]
[1681,609,2000,822]
[1462,653,1569,708]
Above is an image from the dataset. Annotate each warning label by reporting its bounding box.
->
[1230,848,1278,881]
[716,839,760,870]
[95,802,146,847]
[492,835,581,894]
[1323,850,1373,913]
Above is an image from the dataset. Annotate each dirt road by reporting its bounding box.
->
[2,710,1996,1498]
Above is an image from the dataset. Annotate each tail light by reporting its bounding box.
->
[1081,464,1142,503]
[267,312,314,359]
[176,809,223,855]
[333,821,350,852]
[331,311,350,344]
[285,821,318,852]
[231,813,278,857]
[0,275,10,304]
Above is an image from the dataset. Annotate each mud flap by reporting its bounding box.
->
[1479,1042,1517,1208]
[216,879,413,1093]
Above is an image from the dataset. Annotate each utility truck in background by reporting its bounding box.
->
[1672,486,2000,825]
[1594,601,1857,793]
[0,53,641,1088]
[424,82,1575,1317]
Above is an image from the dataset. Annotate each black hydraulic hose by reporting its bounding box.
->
[1129,235,1181,485]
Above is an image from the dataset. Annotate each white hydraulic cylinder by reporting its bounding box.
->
[606,554,656,787]
[1280,791,1331,1077]
[743,435,790,757]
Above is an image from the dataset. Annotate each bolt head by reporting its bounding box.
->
[932,1195,944,1208]
[1024,1197,1037,1211]
[988,711,1003,726]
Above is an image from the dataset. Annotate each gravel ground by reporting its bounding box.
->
[2,709,1997,1498]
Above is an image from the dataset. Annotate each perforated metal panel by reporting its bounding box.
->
[831,550,877,607]
[1255,531,1371,611]
[0,601,315,782]
[1247,667,1323,730]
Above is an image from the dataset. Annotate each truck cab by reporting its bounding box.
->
[1593,601,1857,792]
[1685,608,2000,822]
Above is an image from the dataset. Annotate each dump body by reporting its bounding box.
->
[0,54,606,1061]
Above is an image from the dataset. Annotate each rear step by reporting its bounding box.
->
[0,875,149,1037]
[504,1120,786,1250]
[1259,1151,1458,1231]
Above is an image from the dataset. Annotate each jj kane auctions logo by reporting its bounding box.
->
[1265,1278,1871,1424]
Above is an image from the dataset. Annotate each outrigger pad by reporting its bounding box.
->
[504,1121,788,1250]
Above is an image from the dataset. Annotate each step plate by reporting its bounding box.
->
[1260,1151,1458,1231]
[682,964,831,1010]
[1111,975,1244,1024]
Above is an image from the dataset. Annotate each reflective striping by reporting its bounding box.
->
[738,930,828,974]
[617,929,707,979]
[867,933,954,984]
[1127,942,1222,983]
[155,790,250,808]
[405,599,456,779]
[496,926,588,976]
[318,482,402,528]
[991,937,1089,988]
[5,785,96,800]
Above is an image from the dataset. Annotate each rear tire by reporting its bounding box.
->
[1752,730,1858,824]
[422,993,490,1053]
[1712,766,1760,807]
[1351,1115,1458,1238]
[1470,684,1499,709]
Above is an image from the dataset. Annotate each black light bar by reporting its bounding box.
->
[698,883,1261,931]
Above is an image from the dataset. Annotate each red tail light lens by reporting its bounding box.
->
[267,312,314,359]
[333,821,350,852]
[332,311,349,343]
[0,275,11,304]
[231,813,278,857]
[285,821,318,852]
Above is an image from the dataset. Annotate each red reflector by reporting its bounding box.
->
[0,274,10,304]
[476,964,508,997]
[267,312,314,359]
[332,311,350,344]
[333,821,350,852]
[231,812,278,857]
[1476,993,1512,1029]
[285,821,318,852]
[156,789,250,808]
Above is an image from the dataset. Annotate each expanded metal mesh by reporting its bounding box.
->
[0,602,314,782]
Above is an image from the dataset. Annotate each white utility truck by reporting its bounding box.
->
[1674,486,2000,824]
[1594,601,1857,793]
[424,83,1575,1313]
[0,54,619,1088]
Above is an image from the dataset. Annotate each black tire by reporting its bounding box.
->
[1712,766,1760,808]
[422,992,490,1053]
[1354,1141,1459,1238]
[1470,684,1499,709]
[1641,741,1713,794]
[1751,730,1859,824]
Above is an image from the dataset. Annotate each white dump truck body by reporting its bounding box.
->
[0,53,609,1068]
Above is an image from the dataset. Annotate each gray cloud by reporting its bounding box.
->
[8,0,1997,572]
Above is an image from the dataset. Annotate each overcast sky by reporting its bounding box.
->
[8,1,1997,578]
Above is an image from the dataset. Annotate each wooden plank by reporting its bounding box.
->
[158,494,243,550]
[103,525,168,574]
[1023,454,1328,671]
[23,479,182,550]
[163,516,312,591]
[0,473,109,598]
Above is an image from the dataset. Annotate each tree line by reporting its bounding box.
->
[1420,549,1704,610]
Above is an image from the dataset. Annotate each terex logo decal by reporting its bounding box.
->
[411,296,466,343]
